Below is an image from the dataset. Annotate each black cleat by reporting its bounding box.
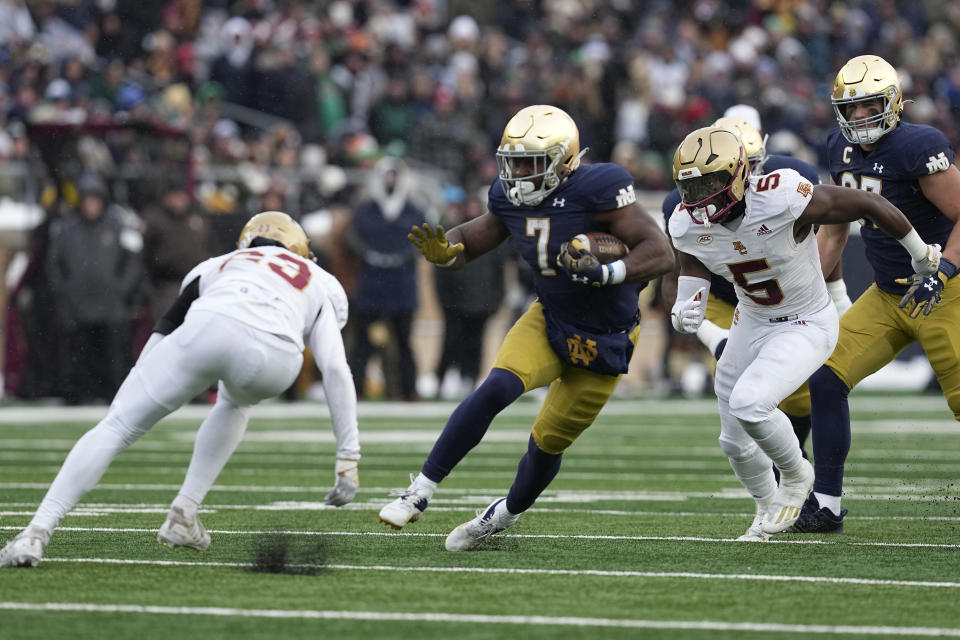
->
[786,495,846,533]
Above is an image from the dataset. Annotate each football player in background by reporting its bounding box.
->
[378,104,674,550]
[669,126,940,540]
[796,55,960,533]
[0,212,361,568]
[662,109,849,459]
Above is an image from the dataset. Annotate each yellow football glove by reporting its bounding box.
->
[408,224,465,266]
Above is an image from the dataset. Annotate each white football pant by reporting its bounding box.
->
[30,310,304,532]
[714,303,838,500]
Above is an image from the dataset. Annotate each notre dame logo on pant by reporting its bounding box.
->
[566,334,598,367]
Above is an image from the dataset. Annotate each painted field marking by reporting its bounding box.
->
[3,502,959,523]
[0,602,958,636]
[0,482,956,505]
[0,393,949,421]
[26,557,960,590]
[2,525,959,549]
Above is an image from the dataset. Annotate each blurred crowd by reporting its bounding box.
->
[2,0,960,402]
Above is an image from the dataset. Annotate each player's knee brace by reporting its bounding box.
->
[728,385,777,425]
[718,432,759,461]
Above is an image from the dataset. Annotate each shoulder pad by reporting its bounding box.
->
[748,169,813,222]
[667,206,691,238]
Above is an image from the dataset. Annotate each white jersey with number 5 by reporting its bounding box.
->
[182,246,348,350]
[668,168,830,321]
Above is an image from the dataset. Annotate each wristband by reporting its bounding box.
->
[897,228,929,262]
[605,260,627,285]
[825,279,847,301]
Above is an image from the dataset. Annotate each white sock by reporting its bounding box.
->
[718,404,777,503]
[177,397,250,506]
[31,414,142,532]
[495,499,520,524]
[742,410,804,475]
[413,473,438,496]
[172,494,200,514]
[726,449,777,506]
[814,492,842,516]
[696,318,729,357]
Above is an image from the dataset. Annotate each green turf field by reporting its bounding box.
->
[1,393,959,639]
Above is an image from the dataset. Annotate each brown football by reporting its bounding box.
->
[567,232,629,264]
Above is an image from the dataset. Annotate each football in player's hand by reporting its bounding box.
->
[565,232,629,265]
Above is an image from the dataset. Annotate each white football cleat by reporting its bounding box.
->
[762,459,815,534]
[0,526,51,568]
[736,499,771,542]
[157,506,210,551]
[378,480,432,530]
[445,498,519,551]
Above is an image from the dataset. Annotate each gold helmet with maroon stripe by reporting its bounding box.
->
[672,127,749,227]
[237,211,310,258]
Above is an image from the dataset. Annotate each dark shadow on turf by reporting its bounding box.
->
[247,531,330,576]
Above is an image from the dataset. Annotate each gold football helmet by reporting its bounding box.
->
[712,116,768,175]
[673,127,748,226]
[496,105,587,206]
[237,211,310,258]
[831,55,903,145]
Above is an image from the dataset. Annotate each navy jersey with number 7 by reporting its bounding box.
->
[487,162,647,334]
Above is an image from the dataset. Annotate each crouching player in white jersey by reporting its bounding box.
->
[0,211,360,568]
[668,127,941,540]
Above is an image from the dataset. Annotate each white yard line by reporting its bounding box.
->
[2,525,958,549]
[0,602,957,636]
[26,558,960,589]
[0,394,949,423]
[3,503,960,526]
[0,482,955,503]
[3,501,960,522]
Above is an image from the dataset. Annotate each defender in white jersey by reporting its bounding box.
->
[0,212,360,568]
[668,127,939,540]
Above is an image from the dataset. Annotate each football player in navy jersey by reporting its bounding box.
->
[378,104,674,550]
[662,113,847,456]
[793,55,960,533]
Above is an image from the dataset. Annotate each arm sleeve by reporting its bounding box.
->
[309,301,360,460]
[153,275,200,335]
